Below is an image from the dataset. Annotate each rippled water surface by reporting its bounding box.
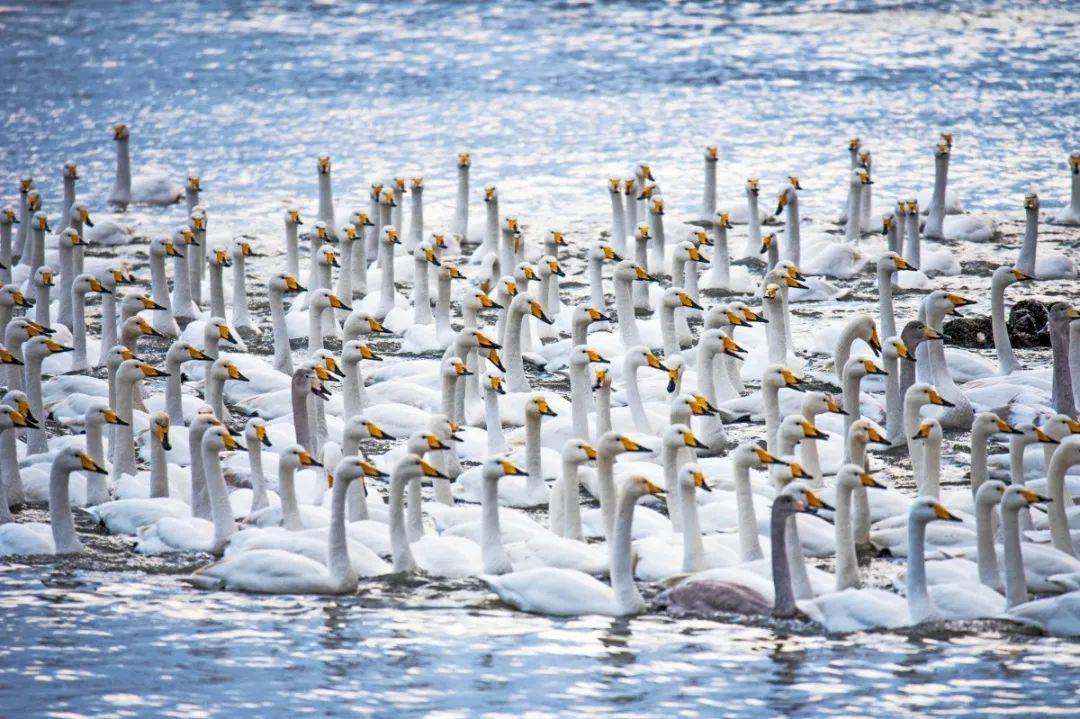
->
[2,1,1080,717]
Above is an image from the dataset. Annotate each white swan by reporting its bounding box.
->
[1017,193,1076,279]
[107,123,183,209]
[1048,152,1080,226]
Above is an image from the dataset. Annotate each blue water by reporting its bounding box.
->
[1,1,1079,717]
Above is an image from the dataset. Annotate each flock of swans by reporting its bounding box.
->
[1,123,1080,637]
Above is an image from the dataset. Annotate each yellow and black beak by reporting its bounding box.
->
[219,325,239,345]
[666,366,680,394]
[683,431,708,450]
[478,293,501,310]
[188,346,213,362]
[1033,427,1059,444]
[927,389,955,407]
[530,301,554,325]
[781,369,805,392]
[9,410,37,429]
[933,503,962,522]
[679,292,704,311]
[644,479,664,496]
[592,368,609,391]
[426,433,449,451]
[284,275,306,293]
[585,349,609,364]
[583,444,598,461]
[804,490,833,512]
[419,460,449,480]
[634,265,659,283]
[912,423,934,440]
[0,348,23,366]
[299,450,322,468]
[488,375,506,395]
[693,470,711,492]
[45,339,75,354]
[645,353,669,372]
[328,294,352,311]
[139,363,169,378]
[802,421,829,440]
[361,461,390,479]
[365,421,396,441]
[866,426,891,446]
[226,363,250,382]
[485,349,506,373]
[863,359,887,376]
[103,409,128,426]
[587,308,612,323]
[722,335,746,359]
[80,453,108,475]
[223,433,247,452]
[156,423,171,451]
[1019,488,1052,505]
[255,424,271,447]
[995,418,1022,435]
[499,459,529,477]
[619,436,652,453]
[535,399,558,417]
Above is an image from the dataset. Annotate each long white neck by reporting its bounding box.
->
[291,383,312,451]
[412,257,433,324]
[61,178,75,229]
[231,254,251,327]
[617,275,646,347]
[481,471,512,574]
[269,289,293,374]
[763,384,781,453]
[1000,503,1029,608]
[150,431,169,499]
[971,428,990,498]
[318,173,335,229]
[920,435,941,498]
[525,412,545,499]
[114,138,131,200]
[610,489,645,615]
[877,265,896,341]
[285,223,300,277]
[659,301,678,358]
[208,264,226,320]
[744,191,761,256]
[434,273,451,338]
[207,373,227,420]
[326,476,354,587]
[733,462,764,561]
[481,196,498,255]
[278,461,304,531]
[454,167,468,238]
[771,504,798,617]
[504,304,529,392]
[800,405,824,485]
[57,246,74,328]
[784,194,801,265]
[188,424,211,519]
[595,384,612,437]
[0,223,12,283]
[707,225,731,288]
[844,183,862,243]
[648,211,666,276]
[884,354,903,447]
[974,497,1001,590]
[97,291,118,368]
[904,212,922,266]
[610,193,626,255]
[991,275,1021,374]
[172,252,195,319]
[24,355,47,454]
[588,256,606,310]
[624,362,651,434]
[834,481,861,591]
[0,429,23,509]
[764,299,787,364]
[110,378,137,479]
[680,479,706,573]
[246,440,268,516]
[702,160,716,219]
[596,451,618,542]
[661,442,683,532]
[202,442,236,555]
[906,518,934,623]
[841,369,862,459]
[561,456,583,541]
[1046,447,1077,556]
[83,420,108,505]
[308,302,325,356]
[925,154,949,239]
[570,363,591,443]
[379,242,396,317]
[924,307,962,394]
[1017,207,1038,275]
[904,395,927,486]
[70,290,89,372]
[389,466,418,572]
[33,282,51,327]
[342,359,362,420]
[49,462,83,553]
[483,390,505,456]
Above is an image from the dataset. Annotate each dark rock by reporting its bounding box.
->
[943,315,993,348]
[1008,299,1051,347]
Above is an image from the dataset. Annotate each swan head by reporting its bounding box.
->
[974,479,1008,508]
[539,256,565,280]
[858,149,872,168]
[232,238,255,259]
[280,445,322,471]
[608,178,622,195]
[835,464,885,492]
[779,415,829,443]
[848,136,861,152]
[1070,152,1080,174]
[317,155,331,175]
[589,241,622,262]
[269,271,305,296]
[379,188,397,208]
[704,145,718,161]
[1048,302,1080,333]
[678,464,711,493]
[848,357,886,379]
[924,289,974,320]
[562,439,597,464]
[73,273,108,297]
[526,394,558,419]
[460,328,501,352]
[592,367,611,391]
[344,416,393,443]
[623,177,636,196]
[899,320,935,352]
[569,345,609,370]
[598,431,651,456]
[34,267,55,289]
[934,140,950,158]
[624,346,668,373]
[731,302,765,324]
[1023,192,1039,210]
[776,185,798,215]
[851,168,872,188]
[762,365,805,392]
[440,263,466,282]
[27,191,42,213]
[189,208,207,231]
[0,344,22,367]
[614,259,658,284]
[140,412,169,450]
[649,196,665,217]
[746,178,759,196]
[878,250,916,273]
[465,289,501,312]
[211,358,249,384]
[911,419,942,443]
[993,265,1033,287]
[849,418,890,448]
[24,335,74,359]
[620,474,665,502]
[333,456,384,488]
[1039,415,1080,442]
[112,123,129,141]
[442,356,472,380]
[294,365,331,401]
[481,457,528,481]
[317,244,339,268]
[636,163,654,182]
[0,206,16,226]
[661,287,703,312]
[381,226,401,246]
[909,496,962,526]
[0,390,34,423]
[672,393,715,419]
[58,227,83,249]
[799,390,845,417]
[55,446,107,476]
[309,288,351,313]
[202,318,238,346]
[973,412,1020,438]
[664,424,708,451]
[689,228,711,248]
[482,371,506,397]
[399,453,448,482]
[203,425,246,454]
[284,208,302,226]
[1001,484,1050,513]
[678,240,708,264]
[776,482,831,516]
[457,152,471,169]
[0,403,35,430]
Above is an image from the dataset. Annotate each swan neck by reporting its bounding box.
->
[770,504,797,617]
[834,482,860,591]
[610,489,645,615]
[389,466,418,572]
[1046,448,1078,556]
[974,499,1000,588]
[481,471,512,574]
[1000,505,1028,608]
[201,443,236,555]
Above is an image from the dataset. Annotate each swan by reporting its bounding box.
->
[54,227,84,328]
[1017,193,1076,279]
[482,474,663,616]
[922,138,953,239]
[134,425,243,555]
[607,178,627,254]
[0,404,37,514]
[453,152,471,240]
[0,207,16,283]
[0,447,107,557]
[23,336,74,454]
[107,123,182,209]
[1048,152,1080,226]
[188,456,387,594]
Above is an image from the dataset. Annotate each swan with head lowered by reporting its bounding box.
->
[107,123,183,209]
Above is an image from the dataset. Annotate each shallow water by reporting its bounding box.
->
[2,0,1080,716]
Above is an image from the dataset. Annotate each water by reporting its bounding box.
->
[2,1,1080,716]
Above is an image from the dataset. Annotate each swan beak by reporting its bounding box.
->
[634,266,659,283]
[759,234,773,254]
[689,398,715,417]
[802,422,829,441]
[485,349,506,373]
[157,426,171,451]
[227,365,250,382]
[1019,488,1051,505]
[223,433,247,452]
[912,423,933,440]
[324,359,345,378]
[311,382,332,400]
[863,359,887,376]
[299,451,321,467]
[825,397,847,415]
[12,291,33,307]
[722,336,747,359]
[90,279,110,294]
[531,303,555,325]
[645,353,669,372]
[365,422,395,441]
[933,503,962,522]
[781,369,805,392]
[362,461,390,479]
[357,344,381,362]
[0,349,22,366]
[46,340,75,354]
[923,327,944,341]
[868,329,882,355]
[995,418,1021,435]
[284,276,305,293]
[860,471,885,489]
[255,425,271,447]
[419,460,448,479]
[499,460,528,477]
[620,437,651,453]
[785,276,809,290]
[478,293,501,309]
[220,326,239,344]
[1012,269,1033,282]
[742,308,767,324]
[680,293,704,310]
[587,308,612,323]
[188,347,213,361]
[684,431,708,450]
[1033,427,1059,444]
[80,454,108,475]
[583,444,598,461]
[927,389,954,407]
[328,295,352,311]
[103,409,128,426]
[10,410,36,429]
[585,349,609,364]
[866,427,891,446]
[644,479,664,496]
[475,332,501,350]
[426,434,449,451]
[693,471,711,492]
[536,399,558,417]
[789,462,811,480]
[602,246,622,262]
[804,490,833,512]
[592,369,609,391]
[666,368,680,393]
[489,375,506,395]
